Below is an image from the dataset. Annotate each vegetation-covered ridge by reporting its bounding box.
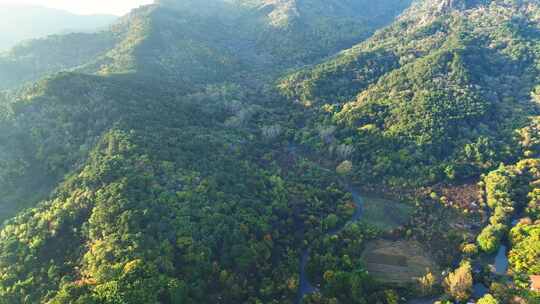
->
[0,1,417,302]
[0,0,539,304]
[0,70,361,303]
[279,0,540,189]
[0,0,411,91]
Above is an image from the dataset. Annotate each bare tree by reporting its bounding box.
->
[336,144,355,159]
[262,124,283,140]
[318,125,336,144]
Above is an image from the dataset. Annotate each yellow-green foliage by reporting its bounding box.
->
[443,261,473,302]
[477,294,499,304]
[509,223,540,275]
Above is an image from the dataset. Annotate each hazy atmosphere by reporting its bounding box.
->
[0,0,153,15]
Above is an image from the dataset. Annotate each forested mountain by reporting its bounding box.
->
[280,0,540,188]
[0,0,539,304]
[0,5,116,51]
[0,1,412,303]
[0,0,412,90]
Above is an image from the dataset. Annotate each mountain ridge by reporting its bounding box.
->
[0,0,412,90]
[278,0,540,188]
[0,1,539,303]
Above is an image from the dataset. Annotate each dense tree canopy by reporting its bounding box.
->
[279,0,540,188]
[1,0,540,303]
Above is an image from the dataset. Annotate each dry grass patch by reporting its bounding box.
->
[361,239,439,285]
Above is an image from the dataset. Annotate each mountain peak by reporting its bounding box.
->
[397,0,493,24]
[437,0,491,10]
[408,0,492,14]
[154,0,231,14]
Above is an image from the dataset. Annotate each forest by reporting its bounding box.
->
[0,0,539,303]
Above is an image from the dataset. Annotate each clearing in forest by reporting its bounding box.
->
[361,240,439,285]
[359,196,414,231]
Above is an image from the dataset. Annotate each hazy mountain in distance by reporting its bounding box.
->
[0,0,411,90]
[0,5,117,51]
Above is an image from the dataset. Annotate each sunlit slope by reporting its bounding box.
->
[280,0,540,187]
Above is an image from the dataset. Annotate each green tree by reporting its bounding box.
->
[509,224,540,274]
[477,293,499,304]
[477,224,505,253]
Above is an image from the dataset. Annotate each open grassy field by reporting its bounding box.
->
[359,196,414,231]
[361,240,440,285]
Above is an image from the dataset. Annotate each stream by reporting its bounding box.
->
[294,179,511,304]
[296,186,364,303]
[407,245,510,303]
[493,245,509,275]
[287,143,449,303]
[473,237,511,299]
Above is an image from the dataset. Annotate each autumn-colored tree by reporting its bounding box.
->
[417,269,436,296]
[461,243,478,256]
[443,261,473,302]
[336,160,353,176]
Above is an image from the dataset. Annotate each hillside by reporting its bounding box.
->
[0,1,539,304]
[0,0,417,229]
[0,72,355,303]
[230,0,414,63]
[0,5,116,51]
[0,1,414,303]
[0,0,411,90]
[280,0,540,188]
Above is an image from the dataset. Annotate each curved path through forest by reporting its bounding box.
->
[291,140,512,304]
[296,186,365,303]
[287,142,367,303]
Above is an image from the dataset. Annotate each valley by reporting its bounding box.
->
[0,0,539,304]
